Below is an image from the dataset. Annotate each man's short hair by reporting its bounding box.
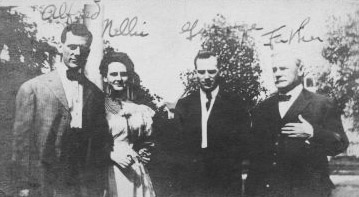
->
[194,50,218,69]
[271,48,305,80]
[61,23,93,46]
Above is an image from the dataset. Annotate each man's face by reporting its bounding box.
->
[196,56,219,92]
[61,32,90,70]
[104,62,128,92]
[272,56,303,94]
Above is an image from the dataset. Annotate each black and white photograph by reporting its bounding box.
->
[0,0,358,196]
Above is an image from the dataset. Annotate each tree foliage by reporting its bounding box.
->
[180,15,265,107]
[0,7,57,192]
[0,7,57,70]
[318,10,359,130]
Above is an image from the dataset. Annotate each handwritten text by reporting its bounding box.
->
[180,19,204,41]
[102,17,149,38]
[180,17,323,49]
[41,2,101,24]
[261,17,323,49]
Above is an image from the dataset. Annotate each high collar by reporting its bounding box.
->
[279,84,303,101]
[200,86,220,100]
[56,62,82,78]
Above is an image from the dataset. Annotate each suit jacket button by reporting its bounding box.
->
[273,162,277,166]
[275,142,279,146]
[266,184,270,188]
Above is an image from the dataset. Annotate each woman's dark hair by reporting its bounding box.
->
[99,52,135,78]
[99,52,140,100]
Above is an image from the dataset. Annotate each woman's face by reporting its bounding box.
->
[104,62,129,92]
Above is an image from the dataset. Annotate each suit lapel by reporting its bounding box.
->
[82,78,94,109]
[256,95,282,137]
[193,91,202,127]
[282,89,310,122]
[263,95,282,130]
[46,71,69,111]
[208,92,222,124]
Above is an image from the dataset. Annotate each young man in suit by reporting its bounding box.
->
[173,51,250,196]
[12,24,110,197]
[245,51,349,197]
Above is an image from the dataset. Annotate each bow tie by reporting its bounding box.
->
[66,69,84,83]
[278,94,291,102]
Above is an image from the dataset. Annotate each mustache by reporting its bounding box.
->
[275,80,286,84]
[203,79,214,83]
[112,80,125,86]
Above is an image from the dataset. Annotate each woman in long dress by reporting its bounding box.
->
[99,52,156,197]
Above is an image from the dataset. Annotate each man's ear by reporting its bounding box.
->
[58,43,64,54]
[298,64,305,77]
[296,59,305,77]
[194,69,198,77]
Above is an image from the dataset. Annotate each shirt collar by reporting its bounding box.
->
[281,84,303,101]
[200,86,220,99]
[56,62,82,83]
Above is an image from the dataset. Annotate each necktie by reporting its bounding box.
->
[206,91,212,111]
[278,94,291,102]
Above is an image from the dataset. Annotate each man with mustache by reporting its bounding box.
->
[245,50,349,197]
[12,24,110,197]
[173,50,250,196]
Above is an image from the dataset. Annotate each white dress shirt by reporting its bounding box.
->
[278,84,303,118]
[57,63,83,128]
[200,86,219,148]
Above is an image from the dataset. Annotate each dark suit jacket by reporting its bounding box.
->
[173,89,250,197]
[12,70,111,197]
[246,89,349,197]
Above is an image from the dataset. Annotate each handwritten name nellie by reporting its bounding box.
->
[102,17,149,38]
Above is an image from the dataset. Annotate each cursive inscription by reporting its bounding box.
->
[180,19,204,41]
[41,1,101,24]
[181,18,322,49]
[261,17,323,49]
[102,17,149,37]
